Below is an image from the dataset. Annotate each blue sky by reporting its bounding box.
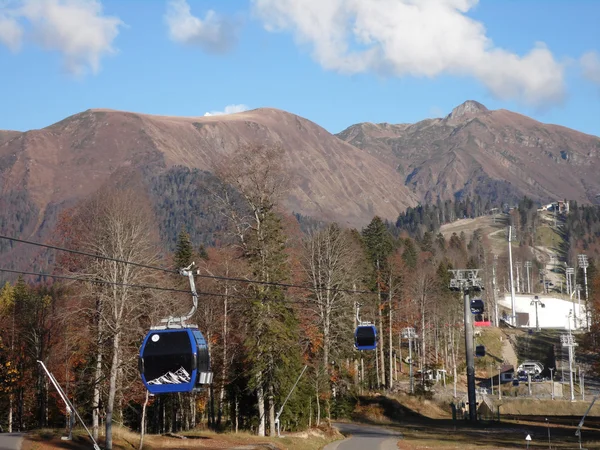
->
[0,0,599,136]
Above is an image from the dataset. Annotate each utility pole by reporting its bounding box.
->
[516,260,521,294]
[578,254,589,302]
[507,227,516,325]
[540,269,547,294]
[531,296,545,332]
[402,327,416,395]
[578,254,589,330]
[561,312,578,402]
[569,284,581,328]
[492,254,499,327]
[449,269,484,422]
[498,367,502,400]
[525,261,532,294]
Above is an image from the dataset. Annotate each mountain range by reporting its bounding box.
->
[1,100,599,275]
[337,101,600,206]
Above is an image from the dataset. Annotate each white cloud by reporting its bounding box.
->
[0,0,123,76]
[0,13,23,52]
[204,104,249,116]
[581,51,600,86]
[165,0,239,53]
[251,0,566,108]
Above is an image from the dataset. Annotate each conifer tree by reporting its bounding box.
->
[174,228,194,269]
[362,216,394,388]
[215,143,303,436]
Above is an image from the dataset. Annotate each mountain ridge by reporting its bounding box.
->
[0,106,419,236]
[336,100,600,206]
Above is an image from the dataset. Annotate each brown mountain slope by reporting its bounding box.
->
[0,130,20,145]
[337,100,600,205]
[0,107,418,235]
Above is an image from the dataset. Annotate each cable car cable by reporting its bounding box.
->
[0,267,244,299]
[0,267,337,306]
[0,234,379,296]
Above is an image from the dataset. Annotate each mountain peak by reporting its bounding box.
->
[447,100,488,121]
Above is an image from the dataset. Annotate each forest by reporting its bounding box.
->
[1,144,600,449]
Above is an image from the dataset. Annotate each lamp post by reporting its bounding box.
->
[531,295,545,331]
[549,367,555,400]
[566,267,575,297]
[578,254,590,330]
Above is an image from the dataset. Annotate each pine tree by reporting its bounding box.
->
[362,216,395,389]
[174,228,194,269]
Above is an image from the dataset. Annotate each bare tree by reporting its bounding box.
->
[70,188,161,450]
[301,223,360,421]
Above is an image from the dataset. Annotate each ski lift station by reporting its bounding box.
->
[498,294,588,330]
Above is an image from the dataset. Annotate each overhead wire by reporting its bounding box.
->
[0,267,337,306]
[0,267,230,298]
[0,234,379,296]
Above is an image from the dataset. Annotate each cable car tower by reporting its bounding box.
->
[138,263,213,394]
[449,269,484,422]
[354,302,378,351]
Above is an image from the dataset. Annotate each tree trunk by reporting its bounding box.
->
[451,326,457,398]
[8,394,13,433]
[138,390,149,450]
[378,281,386,388]
[190,393,196,429]
[421,293,426,375]
[268,383,275,436]
[315,387,321,426]
[105,331,120,450]
[388,284,393,390]
[257,373,265,436]
[375,345,380,387]
[218,290,228,428]
[92,301,103,441]
[235,394,239,433]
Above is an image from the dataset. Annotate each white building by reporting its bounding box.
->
[498,294,587,330]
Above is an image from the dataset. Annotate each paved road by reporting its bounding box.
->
[323,422,402,450]
[0,433,24,450]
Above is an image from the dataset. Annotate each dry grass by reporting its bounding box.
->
[536,225,561,249]
[22,425,340,450]
[346,394,600,449]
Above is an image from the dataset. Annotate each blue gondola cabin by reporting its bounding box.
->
[139,328,213,394]
[354,324,378,351]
